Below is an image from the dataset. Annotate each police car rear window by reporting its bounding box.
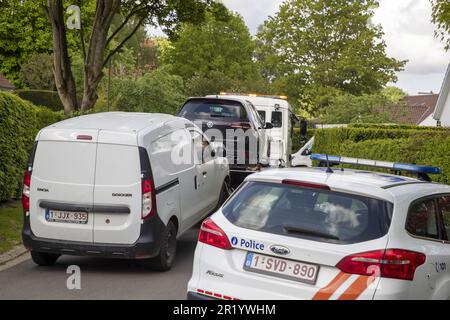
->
[222,182,393,245]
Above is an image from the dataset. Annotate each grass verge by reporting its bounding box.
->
[0,201,23,254]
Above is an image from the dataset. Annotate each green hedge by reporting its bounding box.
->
[313,127,450,185]
[349,123,448,131]
[15,90,64,112]
[0,92,65,202]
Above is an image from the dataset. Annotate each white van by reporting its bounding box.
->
[22,112,230,271]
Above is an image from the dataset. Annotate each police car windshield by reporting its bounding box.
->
[222,182,393,245]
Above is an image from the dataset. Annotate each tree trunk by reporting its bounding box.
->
[46,0,78,114]
[81,0,120,112]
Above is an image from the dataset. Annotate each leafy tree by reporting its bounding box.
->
[107,65,186,114]
[43,0,224,114]
[431,0,450,50]
[185,71,270,97]
[381,86,407,104]
[256,0,406,115]
[20,53,55,90]
[166,10,261,85]
[320,93,392,124]
[0,0,52,86]
[185,71,235,97]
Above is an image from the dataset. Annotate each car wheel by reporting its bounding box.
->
[218,179,231,207]
[30,251,60,266]
[149,221,177,272]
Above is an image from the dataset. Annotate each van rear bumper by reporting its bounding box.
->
[22,215,166,260]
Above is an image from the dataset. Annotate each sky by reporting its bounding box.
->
[149,0,450,95]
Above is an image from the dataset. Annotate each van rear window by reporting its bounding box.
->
[222,182,393,244]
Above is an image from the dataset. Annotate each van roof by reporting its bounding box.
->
[45,112,179,133]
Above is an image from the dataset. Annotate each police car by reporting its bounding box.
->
[187,155,450,300]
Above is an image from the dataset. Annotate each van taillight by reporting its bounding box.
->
[336,249,426,281]
[142,179,156,220]
[198,218,232,250]
[22,171,31,215]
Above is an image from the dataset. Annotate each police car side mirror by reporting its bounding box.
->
[264,123,274,130]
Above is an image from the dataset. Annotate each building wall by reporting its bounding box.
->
[439,96,450,127]
[420,114,438,127]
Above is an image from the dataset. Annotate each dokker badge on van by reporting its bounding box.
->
[112,193,133,198]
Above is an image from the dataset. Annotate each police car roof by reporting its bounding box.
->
[245,167,450,202]
[44,112,183,133]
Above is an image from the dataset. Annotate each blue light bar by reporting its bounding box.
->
[311,154,441,175]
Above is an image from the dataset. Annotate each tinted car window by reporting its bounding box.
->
[248,104,263,128]
[222,182,393,244]
[406,199,439,240]
[438,196,450,241]
[272,111,282,128]
[179,100,247,120]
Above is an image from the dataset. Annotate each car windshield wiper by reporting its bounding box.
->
[283,225,340,240]
[210,114,226,118]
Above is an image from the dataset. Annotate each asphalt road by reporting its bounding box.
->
[0,227,199,300]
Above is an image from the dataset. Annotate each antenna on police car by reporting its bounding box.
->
[325,154,334,174]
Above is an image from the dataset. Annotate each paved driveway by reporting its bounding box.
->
[0,228,199,300]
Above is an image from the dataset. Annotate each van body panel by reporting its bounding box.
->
[30,132,99,243]
[92,142,142,245]
[38,128,100,143]
[97,130,138,146]
[148,132,183,230]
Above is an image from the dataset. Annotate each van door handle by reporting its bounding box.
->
[203,171,207,176]
[194,176,198,190]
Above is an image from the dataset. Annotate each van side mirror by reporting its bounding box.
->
[211,142,225,158]
[302,149,312,156]
[264,123,274,130]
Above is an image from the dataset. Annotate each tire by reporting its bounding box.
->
[149,221,177,272]
[30,251,60,266]
[217,179,231,208]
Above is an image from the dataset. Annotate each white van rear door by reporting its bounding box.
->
[30,129,99,243]
[92,131,142,245]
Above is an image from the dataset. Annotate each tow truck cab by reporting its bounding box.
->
[210,94,299,168]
